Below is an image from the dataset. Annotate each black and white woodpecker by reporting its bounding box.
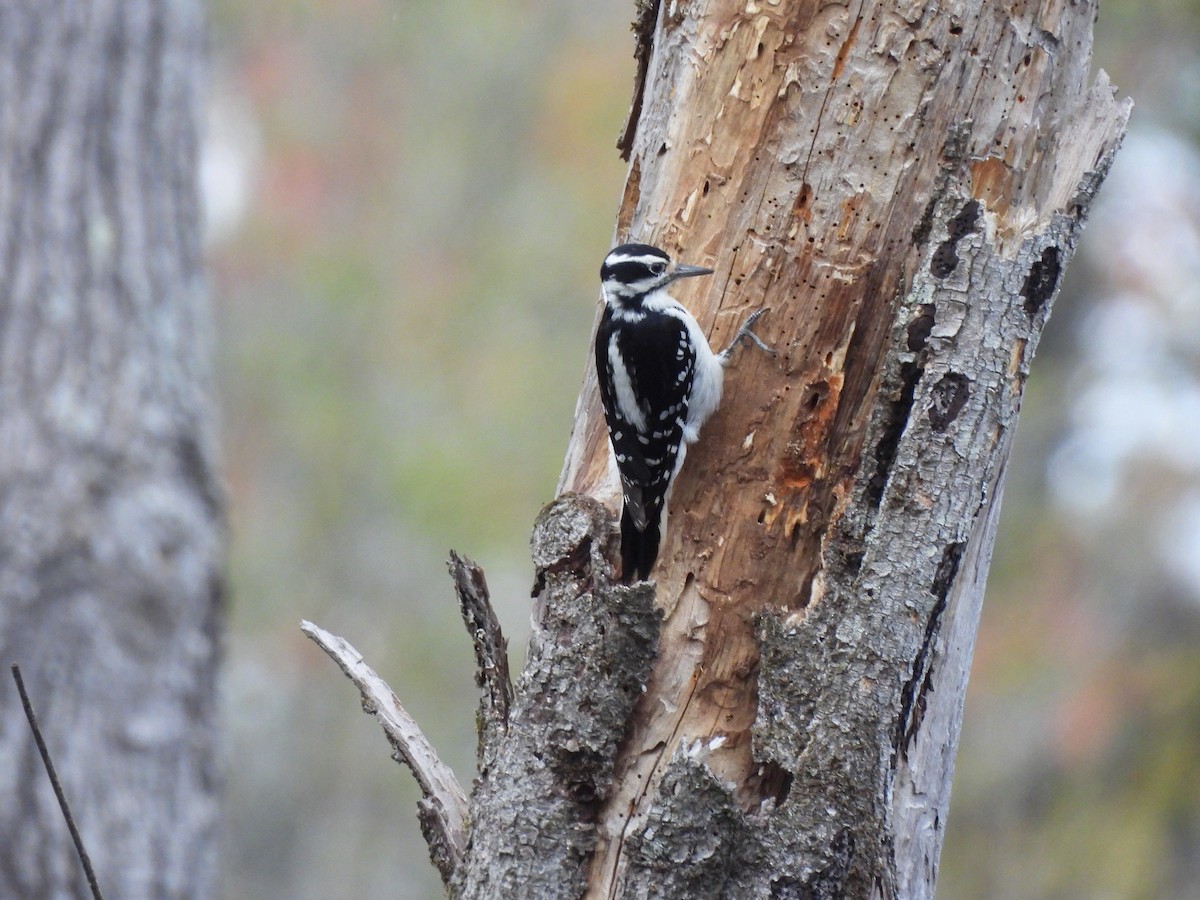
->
[595,242,770,583]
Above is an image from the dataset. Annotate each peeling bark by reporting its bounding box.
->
[618,1,663,161]
[448,552,513,771]
[454,495,661,899]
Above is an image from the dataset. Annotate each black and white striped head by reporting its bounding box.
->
[600,243,713,306]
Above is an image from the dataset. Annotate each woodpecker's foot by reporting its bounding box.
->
[720,308,775,360]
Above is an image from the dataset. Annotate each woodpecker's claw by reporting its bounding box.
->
[721,308,775,360]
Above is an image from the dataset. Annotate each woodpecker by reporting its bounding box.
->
[594,242,770,583]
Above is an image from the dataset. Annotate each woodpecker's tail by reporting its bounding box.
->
[620,504,661,583]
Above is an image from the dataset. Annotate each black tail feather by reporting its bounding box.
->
[620,504,661,583]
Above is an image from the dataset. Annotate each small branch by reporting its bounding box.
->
[10,664,105,900]
[448,551,512,766]
[300,621,468,885]
[617,0,661,160]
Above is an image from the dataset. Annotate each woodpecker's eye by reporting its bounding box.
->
[651,263,667,276]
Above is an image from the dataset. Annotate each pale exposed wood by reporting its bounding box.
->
[304,497,661,897]
[301,620,469,884]
[555,0,1130,895]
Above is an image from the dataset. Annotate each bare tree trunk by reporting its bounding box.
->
[308,1,1130,897]
[0,2,223,897]
[552,0,1129,895]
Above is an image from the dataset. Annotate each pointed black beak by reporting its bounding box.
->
[665,263,714,286]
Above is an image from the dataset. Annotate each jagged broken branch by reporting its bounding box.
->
[448,551,512,767]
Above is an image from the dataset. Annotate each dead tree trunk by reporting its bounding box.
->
[308,1,1129,898]
[551,0,1128,895]
[0,2,223,897]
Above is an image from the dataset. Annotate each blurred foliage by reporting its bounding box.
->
[206,1,1200,897]
[210,2,630,896]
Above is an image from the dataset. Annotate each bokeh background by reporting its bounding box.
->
[205,2,1200,897]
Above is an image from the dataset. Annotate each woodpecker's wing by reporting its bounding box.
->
[595,311,695,532]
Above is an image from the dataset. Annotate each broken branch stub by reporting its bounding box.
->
[447,551,513,770]
[453,494,660,899]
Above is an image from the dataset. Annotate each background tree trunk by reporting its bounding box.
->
[0,1,223,897]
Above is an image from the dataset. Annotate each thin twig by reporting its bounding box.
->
[300,620,468,885]
[10,664,105,900]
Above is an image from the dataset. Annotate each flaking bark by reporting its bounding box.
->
[454,495,661,899]
[307,495,659,895]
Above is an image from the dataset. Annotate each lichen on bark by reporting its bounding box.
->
[454,495,661,899]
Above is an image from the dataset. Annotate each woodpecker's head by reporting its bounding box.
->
[600,243,713,307]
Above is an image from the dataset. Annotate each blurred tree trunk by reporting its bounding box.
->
[0,1,223,897]
[445,1,1131,898]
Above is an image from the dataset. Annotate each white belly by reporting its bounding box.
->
[683,335,724,443]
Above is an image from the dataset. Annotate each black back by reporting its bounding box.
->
[595,302,696,581]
